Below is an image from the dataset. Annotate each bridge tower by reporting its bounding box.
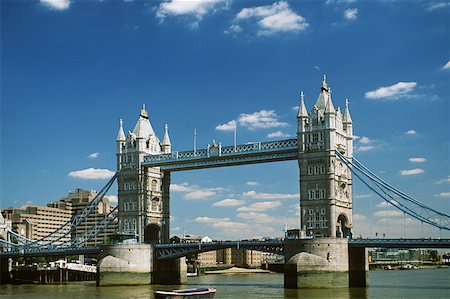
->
[297,75,354,238]
[116,105,171,243]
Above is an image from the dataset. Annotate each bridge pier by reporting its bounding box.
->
[284,238,350,288]
[152,257,187,285]
[97,244,153,286]
[0,257,12,284]
[348,246,368,287]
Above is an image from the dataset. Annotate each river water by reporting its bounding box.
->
[1,268,449,299]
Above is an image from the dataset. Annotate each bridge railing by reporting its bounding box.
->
[143,138,299,165]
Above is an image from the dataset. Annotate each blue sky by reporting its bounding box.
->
[1,0,449,240]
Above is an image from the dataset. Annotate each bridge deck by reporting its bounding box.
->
[2,238,449,259]
[142,138,299,171]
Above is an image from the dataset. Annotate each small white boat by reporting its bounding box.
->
[155,288,216,299]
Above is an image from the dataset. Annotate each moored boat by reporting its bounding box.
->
[155,288,216,299]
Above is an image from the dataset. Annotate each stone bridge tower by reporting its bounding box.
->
[116,105,171,243]
[297,75,353,238]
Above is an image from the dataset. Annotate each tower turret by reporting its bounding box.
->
[297,91,309,151]
[116,119,126,170]
[116,105,166,243]
[162,124,172,154]
[298,76,353,239]
[343,99,353,158]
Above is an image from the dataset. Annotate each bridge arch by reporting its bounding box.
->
[144,223,161,244]
[336,214,352,238]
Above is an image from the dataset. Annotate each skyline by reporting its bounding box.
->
[1,0,449,240]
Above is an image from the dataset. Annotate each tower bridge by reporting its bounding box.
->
[2,76,449,288]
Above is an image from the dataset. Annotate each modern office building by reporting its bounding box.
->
[2,205,72,245]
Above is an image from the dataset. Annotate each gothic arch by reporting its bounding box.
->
[336,214,352,239]
[144,223,160,244]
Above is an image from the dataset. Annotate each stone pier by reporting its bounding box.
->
[97,243,187,286]
[97,244,153,286]
[284,237,352,288]
[0,257,12,284]
[152,257,187,285]
[348,246,368,287]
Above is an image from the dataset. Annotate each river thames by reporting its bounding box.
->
[1,268,449,299]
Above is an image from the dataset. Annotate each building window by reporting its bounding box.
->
[312,134,319,143]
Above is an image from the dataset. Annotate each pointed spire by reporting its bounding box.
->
[297,91,308,118]
[325,92,335,114]
[343,98,352,123]
[133,105,155,138]
[315,74,331,113]
[163,124,171,146]
[321,73,329,92]
[117,119,126,141]
[140,104,148,119]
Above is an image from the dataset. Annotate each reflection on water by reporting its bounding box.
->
[0,269,449,299]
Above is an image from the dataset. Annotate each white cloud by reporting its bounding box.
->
[267,131,291,138]
[442,59,450,70]
[237,201,281,212]
[344,8,358,20]
[355,145,375,152]
[41,0,70,10]
[435,192,450,198]
[354,194,372,199]
[237,212,275,223]
[212,198,246,207]
[219,110,288,132]
[68,168,115,180]
[195,216,230,223]
[224,24,243,34]
[235,1,308,36]
[376,200,398,208]
[156,0,229,26]
[408,157,426,163]
[427,2,450,11]
[170,183,192,192]
[185,190,216,200]
[216,120,236,131]
[354,135,378,152]
[399,168,424,176]
[435,176,450,184]
[405,130,417,135]
[359,136,371,144]
[374,210,404,217]
[353,214,368,222]
[365,82,417,100]
[246,181,259,186]
[88,152,99,159]
[170,182,223,200]
[243,190,298,200]
[211,221,249,230]
[238,110,288,130]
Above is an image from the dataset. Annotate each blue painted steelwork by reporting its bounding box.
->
[0,246,101,258]
[1,175,118,253]
[336,150,450,231]
[154,240,284,260]
[348,238,450,248]
[143,139,299,171]
[153,238,450,260]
